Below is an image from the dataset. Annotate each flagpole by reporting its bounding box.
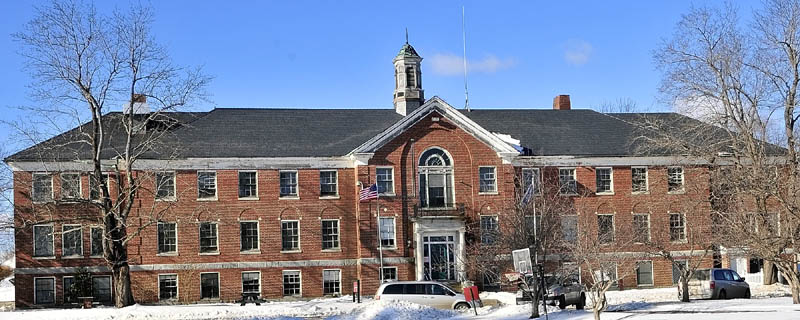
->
[377,187,384,282]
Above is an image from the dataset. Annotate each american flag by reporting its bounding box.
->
[359,184,378,202]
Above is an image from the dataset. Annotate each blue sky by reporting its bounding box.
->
[0,0,760,145]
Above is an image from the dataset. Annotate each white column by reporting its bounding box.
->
[415,224,425,280]
[458,227,466,283]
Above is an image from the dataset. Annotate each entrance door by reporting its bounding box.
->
[423,235,456,281]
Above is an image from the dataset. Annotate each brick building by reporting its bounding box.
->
[7,41,716,308]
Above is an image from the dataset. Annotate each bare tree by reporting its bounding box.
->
[648,0,800,304]
[10,0,209,307]
[596,97,642,113]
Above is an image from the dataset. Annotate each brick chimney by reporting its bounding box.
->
[553,95,571,110]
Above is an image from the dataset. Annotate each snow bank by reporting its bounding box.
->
[334,300,457,320]
[0,276,13,302]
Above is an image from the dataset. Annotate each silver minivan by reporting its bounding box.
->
[374,281,471,310]
[680,268,751,300]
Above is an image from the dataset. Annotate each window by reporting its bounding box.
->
[558,168,577,195]
[321,220,340,250]
[561,215,578,243]
[240,221,259,252]
[280,171,298,198]
[242,272,260,294]
[418,148,454,208]
[406,66,415,87]
[32,173,53,203]
[34,277,55,304]
[199,222,218,253]
[201,273,219,299]
[320,170,338,197]
[63,277,77,304]
[633,214,650,243]
[62,225,83,257]
[670,213,686,242]
[92,276,112,303]
[60,173,81,199]
[379,217,396,247]
[157,222,177,254]
[90,227,104,257]
[668,167,684,192]
[155,172,176,200]
[238,171,258,199]
[90,173,109,200]
[323,269,341,296]
[750,258,764,273]
[673,260,688,284]
[480,215,499,245]
[598,214,615,244]
[376,167,394,194]
[522,168,541,195]
[631,167,648,193]
[33,225,54,257]
[383,284,404,294]
[479,167,497,193]
[197,171,217,200]
[283,271,301,296]
[595,167,613,194]
[281,220,300,251]
[636,261,654,286]
[382,267,398,282]
[158,274,178,301]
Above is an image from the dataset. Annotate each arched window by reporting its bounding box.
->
[406,66,416,87]
[418,148,454,208]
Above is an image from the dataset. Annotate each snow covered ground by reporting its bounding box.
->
[1,284,798,319]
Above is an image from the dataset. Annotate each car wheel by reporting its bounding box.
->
[454,302,471,311]
[576,294,585,310]
[718,290,727,300]
[558,296,567,310]
[744,289,751,299]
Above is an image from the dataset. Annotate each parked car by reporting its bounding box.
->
[515,274,586,309]
[679,268,751,300]
[374,281,471,310]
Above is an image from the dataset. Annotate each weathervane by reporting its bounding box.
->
[405,28,409,44]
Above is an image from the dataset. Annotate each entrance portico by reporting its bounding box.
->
[413,218,466,283]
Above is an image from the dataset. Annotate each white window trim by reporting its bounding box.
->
[33,276,56,305]
[478,166,499,194]
[32,172,54,204]
[59,172,82,201]
[237,170,259,200]
[196,171,218,201]
[597,213,616,244]
[561,215,579,242]
[381,266,398,282]
[279,170,300,199]
[522,167,541,195]
[157,221,179,256]
[667,166,686,194]
[632,213,651,244]
[636,260,655,287]
[321,218,341,252]
[158,273,179,301]
[241,270,262,294]
[378,216,397,250]
[669,212,688,243]
[319,170,339,199]
[322,269,342,296]
[280,219,302,253]
[154,171,177,202]
[480,215,500,244]
[282,270,303,297]
[92,275,113,302]
[239,220,261,254]
[595,167,614,195]
[376,166,396,196]
[631,166,649,194]
[558,167,578,195]
[199,272,221,300]
[89,172,111,202]
[89,226,104,258]
[61,224,83,259]
[33,224,55,259]
[672,259,689,285]
[198,222,220,255]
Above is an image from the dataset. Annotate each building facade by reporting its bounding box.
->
[8,42,715,308]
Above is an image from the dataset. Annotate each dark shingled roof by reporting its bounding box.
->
[9,106,765,161]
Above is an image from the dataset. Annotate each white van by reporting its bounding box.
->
[374,281,471,310]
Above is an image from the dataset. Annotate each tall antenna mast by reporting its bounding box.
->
[462,6,470,112]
